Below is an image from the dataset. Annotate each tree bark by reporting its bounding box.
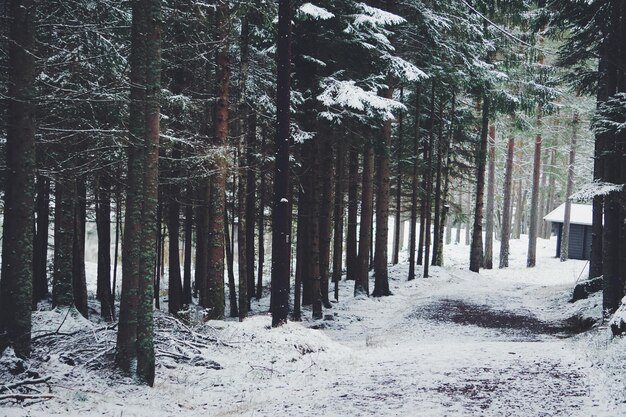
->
[96,176,113,321]
[271,0,293,326]
[167,147,183,315]
[0,0,36,358]
[499,137,515,268]
[72,180,88,319]
[408,86,421,280]
[245,113,257,306]
[205,2,230,320]
[183,187,193,305]
[469,96,489,273]
[116,0,161,386]
[392,88,404,266]
[53,181,75,310]
[346,142,359,281]
[355,142,374,296]
[560,113,578,262]
[526,131,542,268]
[33,176,50,306]
[332,140,347,300]
[483,125,496,269]
[423,84,436,278]
[319,135,334,307]
[373,86,394,296]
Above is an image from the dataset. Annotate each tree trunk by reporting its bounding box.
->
[332,140,347,300]
[469,96,489,273]
[431,99,444,267]
[499,136,515,268]
[483,125,496,269]
[310,140,323,318]
[319,135,334,307]
[0,0,36,358]
[245,113,257,306]
[373,86,394,296]
[355,142,374,296]
[423,84,436,278]
[526,131,542,268]
[392,88,404,266]
[183,187,193,305]
[224,207,238,318]
[346,143,359,281]
[271,0,293,326]
[53,181,75,310]
[167,148,183,315]
[257,127,267,300]
[408,86,421,280]
[96,176,113,321]
[33,176,50,305]
[205,2,230,320]
[116,0,161,386]
[560,113,578,262]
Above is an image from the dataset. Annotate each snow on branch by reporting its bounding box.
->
[569,181,623,202]
[353,3,406,27]
[297,3,334,21]
[593,93,626,135]
[317,78,405,121]
[385,55,428,82]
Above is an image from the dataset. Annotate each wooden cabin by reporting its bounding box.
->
[543,203,594,260]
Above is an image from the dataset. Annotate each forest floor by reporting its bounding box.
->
[2,235,626,416]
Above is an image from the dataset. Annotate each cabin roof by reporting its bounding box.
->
[543,203,594,226]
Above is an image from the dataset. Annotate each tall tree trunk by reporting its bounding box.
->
[560,113,578,262]
[310,140,323,319]
[0,0,36,358]
[423,84,436,278]
[499,136,515,268]
[236,15,250,320]
[271,0,293,326]
[526,131,542,268]
[224,207,238,318]
[483,125,496,269]
[183,187,193,305]
[469,96,489,273]
[393,88,404,266]
[590,43,607,280]
[319,135,334,308]
[96,176,113,321]
[154,199,162,310]
[72,180,88,318]
[53,181,75,310]
[355,142,374,296]
[332,140,347,300]
[195,184,209,304]
[431,99,444,267]
[33,176,50,305]
[167,148,183,315]
[245,113,257,306]
[373,86,394,296]
[205,2,230,320]
[116,0,161,386]
[544,149,557,239]
[408,86,421,280]
[257,127,267,300]
[346,143,359,281]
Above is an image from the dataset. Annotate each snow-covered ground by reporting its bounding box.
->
[2,234,626,416]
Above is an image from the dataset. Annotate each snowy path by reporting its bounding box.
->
[282,266,591,417]
[4,238,626,417]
